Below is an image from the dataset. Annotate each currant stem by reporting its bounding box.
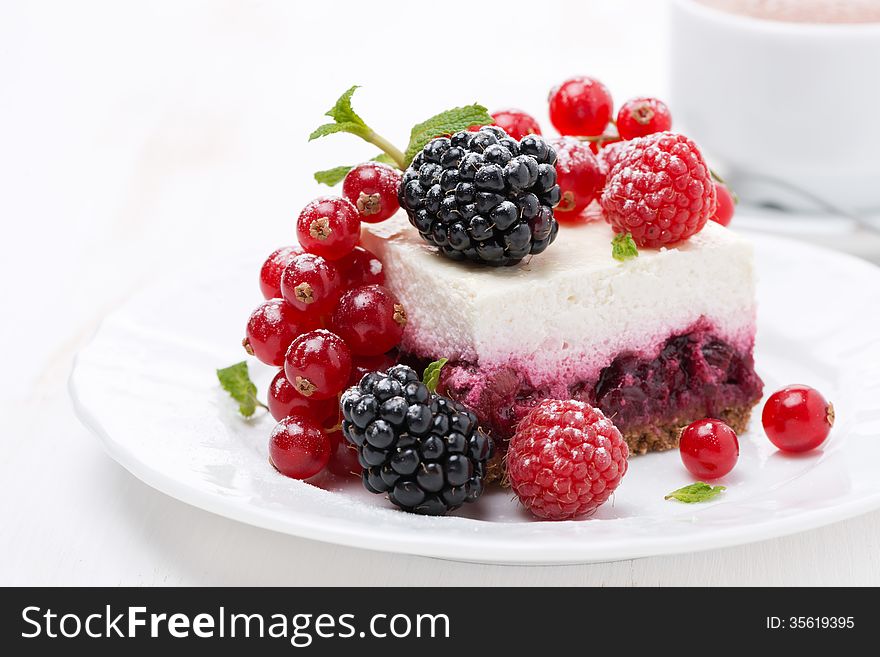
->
[576,134,619,143]
[365,130,406,169]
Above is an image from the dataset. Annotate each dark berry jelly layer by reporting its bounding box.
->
[437,322,763,447]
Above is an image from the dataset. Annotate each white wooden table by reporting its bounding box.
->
[2,0,878,586]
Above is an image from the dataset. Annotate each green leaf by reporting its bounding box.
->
[372,153,396,166]
[611,232,639,262]
[308,86,371,142]
[313,154,401,187]
[325,85,366,126]
[403,104,494,165]
[422,358,448,394]
[216,361,265,418]
[709,168,726,184]
[709,168,738,205]
[309,121,369,141]
[665,482,726,503]
[314,165,354,186]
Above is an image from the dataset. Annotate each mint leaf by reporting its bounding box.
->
[217,361,266,417]
[309,121,368,141]
[612,233,639,262]
[709,168,738,205]
[325,85,366,127]
[665,482,726,503]
[308,86,370,142]
[308,86,406,168]
[403,104,493,165]
[314,165,353,186]
[372,153,396,166]
[313,154,401,187]
[422,358,448,394]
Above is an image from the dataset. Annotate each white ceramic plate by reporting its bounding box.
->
[70,233,880,564]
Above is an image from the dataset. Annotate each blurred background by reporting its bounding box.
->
[4,0,879,388]
[2,0,879,585]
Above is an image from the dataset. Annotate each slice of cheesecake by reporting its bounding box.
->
[362,212,763,454]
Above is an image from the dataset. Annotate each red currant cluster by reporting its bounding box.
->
[473,76,734,229]
[245,163,408,481]
[677,385,834,481]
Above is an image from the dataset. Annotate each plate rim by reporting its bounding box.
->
[69,232,880,565]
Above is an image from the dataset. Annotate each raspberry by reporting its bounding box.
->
[342,162,402,224]
[596,140,634,174]
[507,399,628,520]
[548,76,613,137]
[600,132,716,248]
[616,97,672,140]
[548,137,605,221]
[711,182,736,227]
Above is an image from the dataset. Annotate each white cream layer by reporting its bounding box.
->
[362,211,757,389]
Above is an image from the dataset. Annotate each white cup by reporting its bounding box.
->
[669,0,880,212]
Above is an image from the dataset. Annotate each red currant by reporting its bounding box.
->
[342,163,401,224]
[268,415,331,479]
[616,97,672,140]
[335,245,385,288]
[589,135,622,155]
[548,76,613,137]
[347,352,397,386]
[280,252,343,316]
[330,285,406,356]
[259,246,301,299]
[284,329,352,400]
[679,419,739,479]
[490,109,542,140]
[711,182,736,227]
[548,137,605,221]
[243,298,310,366]
[296,196,360,260]
[762,385,834,453]
[326,430,361,477]
[267,369,339,424]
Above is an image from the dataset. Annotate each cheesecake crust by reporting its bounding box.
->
[621,403,755,455]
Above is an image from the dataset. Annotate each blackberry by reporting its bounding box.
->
[340,364,493,515]
[398,126,561,266]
